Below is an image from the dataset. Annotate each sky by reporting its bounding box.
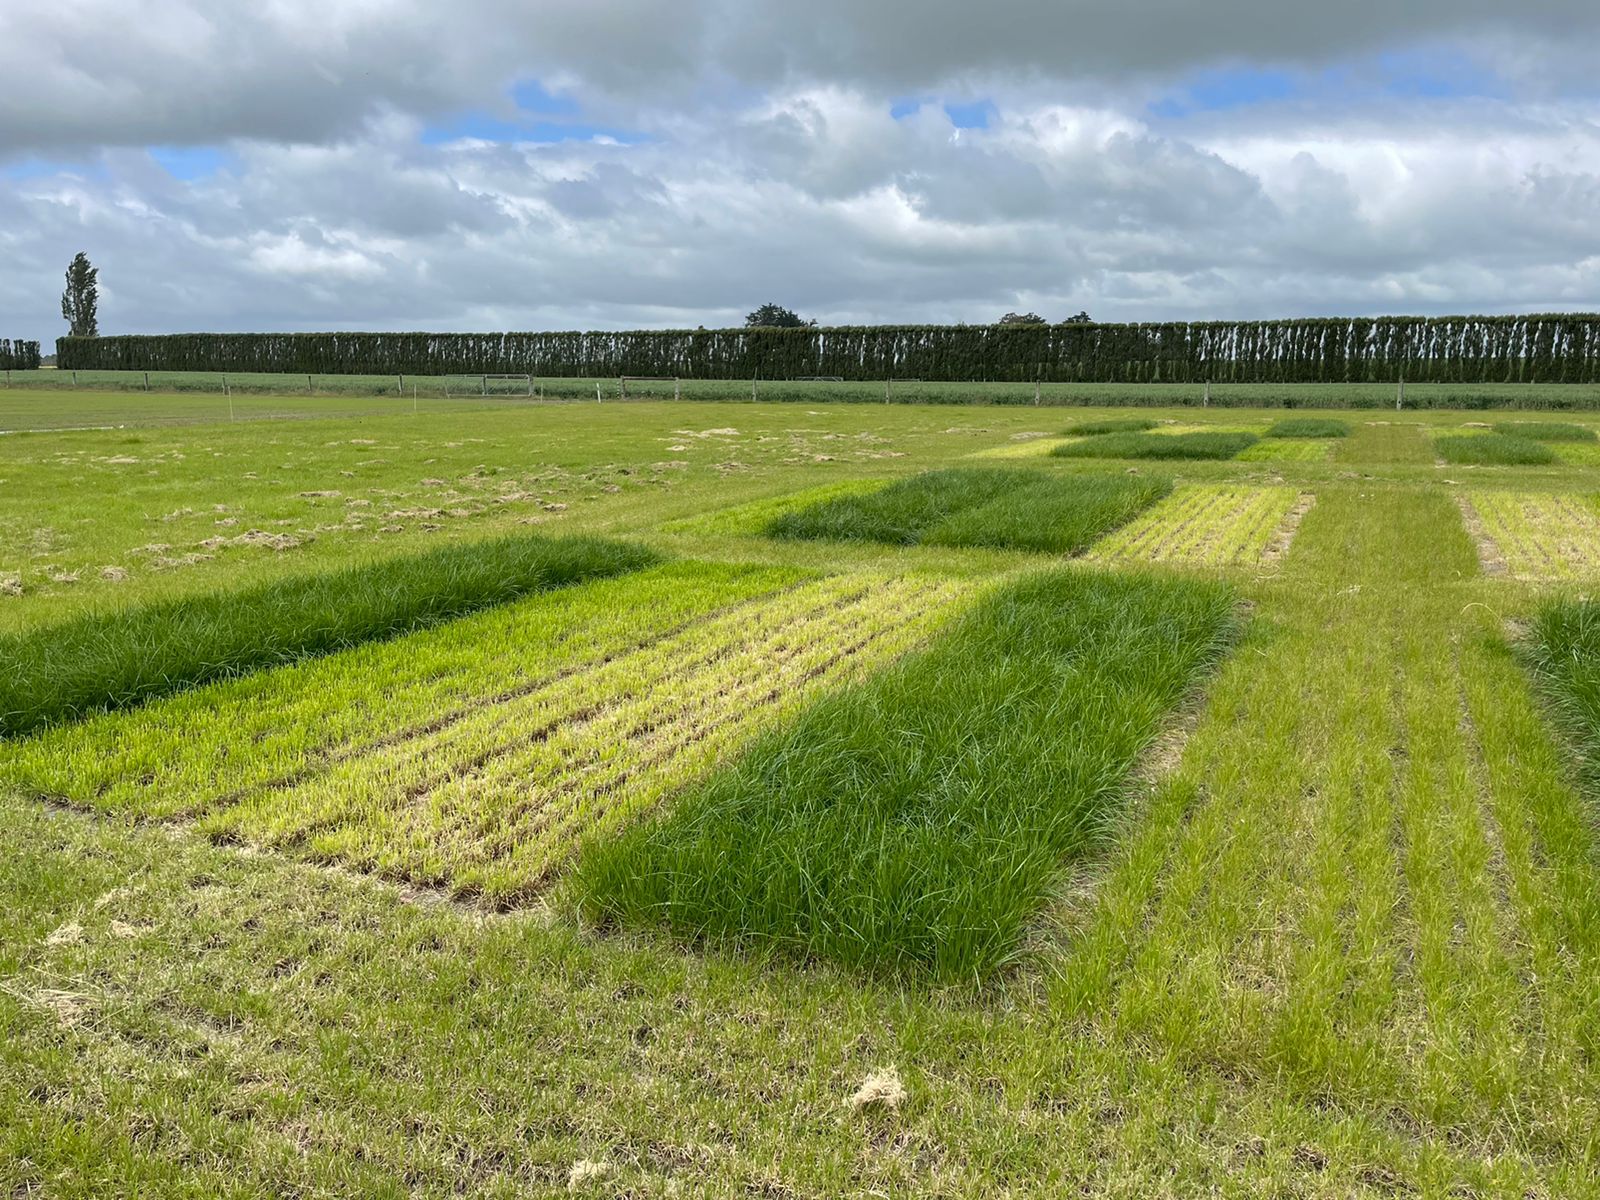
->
[1,1,1598,344]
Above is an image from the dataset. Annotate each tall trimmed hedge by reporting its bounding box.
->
[0,339,41,370]
[57,315,1600,384]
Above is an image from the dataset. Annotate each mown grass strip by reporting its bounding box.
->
[1493,421,1597,443]
[0,533,658,738]
[1266,418,1349,438]
[767,468,1167,554]
[1051,431,1258,461]
[1063,417,1159,436]
[574,568,1237,981]
[1435,434,1556,466]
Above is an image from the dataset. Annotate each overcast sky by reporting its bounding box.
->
[2,1,1598,343]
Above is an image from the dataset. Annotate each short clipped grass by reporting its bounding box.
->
[1493,421,1598,442]
[1434,433,1557,466]
[1062,417,1159,436]
[768,468,1170,554]
[573,567,1237,982]
[0,533,656,738]
[1051,430,1259,461]
[1265,418,1349,438]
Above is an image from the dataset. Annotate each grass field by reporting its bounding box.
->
[8,394,1600,1194]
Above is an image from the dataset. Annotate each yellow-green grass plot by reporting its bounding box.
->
[1237,438,1334,463]
[4,568,971,905]
[1465,492,1600,580]
[968,436,1073,459]
[1086,485,1308,568]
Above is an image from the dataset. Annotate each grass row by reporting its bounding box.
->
[0,533,657,738]
[768,468,1170,554]
[574,567,1237,981]
[1435,433,1557,465]
[1086,485,1304,567]
[1265,417,1349,438]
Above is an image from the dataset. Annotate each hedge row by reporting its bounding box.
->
[0,339,41,370]
[58,314,1600,383]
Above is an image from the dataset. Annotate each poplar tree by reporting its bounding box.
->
[61,252,100,338]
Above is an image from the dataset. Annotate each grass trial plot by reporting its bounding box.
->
[573,568,1237,981]
[1264,418,1349,438]
[1051,431,1259,461]
[1525,598,1600,789]
[0,533,656,738]
[1062,417,1159,436]
[1434,433,1557,466]
[1085,485,1309,569]
[1465,492,1600,580]
[768,467,1170,555]
[1493,421,1598,442]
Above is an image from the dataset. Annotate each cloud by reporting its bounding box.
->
[0,2,1596,341]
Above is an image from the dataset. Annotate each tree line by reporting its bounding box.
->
[57,314,1600,384]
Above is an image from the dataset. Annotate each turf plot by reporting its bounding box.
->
[767,468,1170,554]
[1051,431,1259,461]
[1463,492,1600,580]
[1085,486,1310,568]
[1435,434,1557,466]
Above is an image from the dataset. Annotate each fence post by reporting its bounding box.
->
[1397,372,1404,411]
[752,377,757,402]
[1034,378,1040,406]
[1204,380,1210,408]
[621,377,628,401]
[481,374,487,397]
[72,370,78,386]
[884,378,890,404]
[144,372,150,392]
[397,374,402,396]
[596,382,602,404]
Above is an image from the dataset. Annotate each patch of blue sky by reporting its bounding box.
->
[149,145,231,180]
[889,97,996,128]
[1149,66,1299,118]
[421,114,645,146]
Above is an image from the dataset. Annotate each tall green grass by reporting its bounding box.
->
[1434,434,1556,466]
[1063,417,1159,436]
[1265,418,1349,438]
[1051,431,1258,461]
[0,534,657,737]
[1525,600,1600,789]
[574,568,1237,981]
[767,468,1168,554]
[1492,421,1598,442]
[926,474,1171,554]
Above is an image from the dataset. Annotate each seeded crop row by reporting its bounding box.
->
[769,467,1170,554]
[1465,492,1600,580]
[575,568,1236,981]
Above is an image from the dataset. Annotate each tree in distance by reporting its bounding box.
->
[998,312,1047,325]
[61,252,100,337]
[745,303,813,328]
[1063,311,1093,323]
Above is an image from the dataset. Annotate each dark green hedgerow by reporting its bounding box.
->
[0,534,657,738]
[1492,421,1598,442]
[1265,418,1349,438]
[766,468,1168,554]
[1434,434,1556,465]
[1052,431,1258,461]
[573,567,1237,981]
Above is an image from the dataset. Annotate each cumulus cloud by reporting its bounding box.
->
[0,0,1597,341]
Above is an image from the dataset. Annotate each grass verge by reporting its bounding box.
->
[1051,431,1258,461]
[0,533,656,737]
[1435,434,1557,466]
[572,567,1237,981]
